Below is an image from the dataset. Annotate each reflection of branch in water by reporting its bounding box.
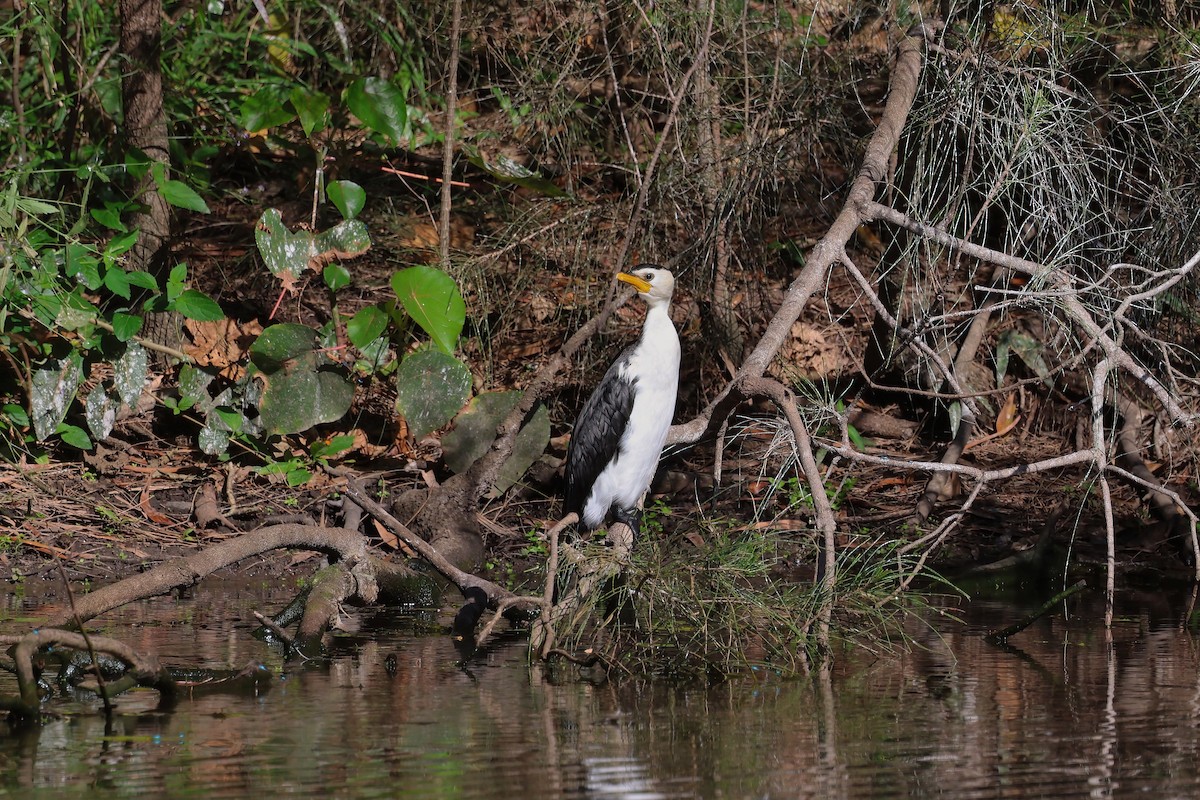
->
[984,579,1087,643]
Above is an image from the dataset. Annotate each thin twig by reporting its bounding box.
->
[438,0,463,268]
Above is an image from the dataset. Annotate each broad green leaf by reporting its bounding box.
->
[126,270,158,291]
[56,423,92,450]
[106,229,139,257]
[172,289,224,321]
[345,77,407,143]
[240,86,296,132]
[289,86,330,137]
[90,207,126,231]
[258,364,353,435]
[323,263,351,292]
[347,305,388,348]
[286,467,313,486]
[391,266,465,354]
[443,390,550,495]
[326,180,365,220]
[3,404,30,427]
[249,323,319,373]
[395,348,471,439]
[310,434,355,460]
[158,179,211,214]
[104,266,132,299]
[111,312,143,341]
[167,263,188,301]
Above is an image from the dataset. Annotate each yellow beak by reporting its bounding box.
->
[616,272,652,293]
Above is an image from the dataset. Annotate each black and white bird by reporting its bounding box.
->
[564,266,680,536]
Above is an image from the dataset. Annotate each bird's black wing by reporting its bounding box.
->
[563,347,637,521]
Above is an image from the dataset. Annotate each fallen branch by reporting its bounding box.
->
[42,524,378,628]
[2,628,176,722]
[985,580,1088,643]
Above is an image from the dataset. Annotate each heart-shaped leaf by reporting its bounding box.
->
[443,390,550,495]
[395,348,471,439]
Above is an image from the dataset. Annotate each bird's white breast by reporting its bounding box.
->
[581,305,680,527]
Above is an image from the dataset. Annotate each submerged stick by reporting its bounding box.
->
[984,580,1088,643]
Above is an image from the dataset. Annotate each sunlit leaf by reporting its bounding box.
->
[111,312,143,342]
[347,305,388,348]
[31,358,83,441]
[172,289,224,321]
[391,266,465,354]
[85,389,116,441]
[113,343,148,407]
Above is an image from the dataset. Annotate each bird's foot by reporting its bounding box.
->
[613,508,641,539]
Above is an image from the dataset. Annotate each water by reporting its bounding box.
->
[3,578,1200,798]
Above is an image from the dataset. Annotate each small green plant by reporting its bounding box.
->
[521,529,548,557]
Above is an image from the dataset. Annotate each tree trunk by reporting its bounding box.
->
[120,0,180,358]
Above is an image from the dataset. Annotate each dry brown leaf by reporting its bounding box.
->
[184,317,263,379]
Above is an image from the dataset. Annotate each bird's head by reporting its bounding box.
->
[617,265,674,306]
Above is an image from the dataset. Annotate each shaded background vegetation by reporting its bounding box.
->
[3,0,1200,671]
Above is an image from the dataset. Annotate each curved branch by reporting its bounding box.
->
[3,629,175,720]
[668,27,929,446]
[43,524,376,628]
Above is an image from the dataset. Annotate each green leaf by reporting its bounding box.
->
[104,266,132,299]
[158,179,211,214]
[254,208,371,285]
[90,206,126,231]
[289,86,330,137]
[56,423,93,450]
[347,305,388,349]
[249,323,319,373]
[326,180,365,220]
[240,86,297,132]
[323,263,352,292]
[443,391,550,495]
[390,266,465,354]
[310,434,355,460]
[258,365,353,435]
[111,312,143,341]
[3,404,30,427]
[167,263,188,302]
[464,147,567,197]
[172,289,224,321]
[285,468,313,486]
[345,77,407,143]
[395,348,471,439]
[126,270,159,291]
[17,197,58,216]
[106,229,139,258]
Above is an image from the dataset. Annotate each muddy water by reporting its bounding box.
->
[3,578,1200,799]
